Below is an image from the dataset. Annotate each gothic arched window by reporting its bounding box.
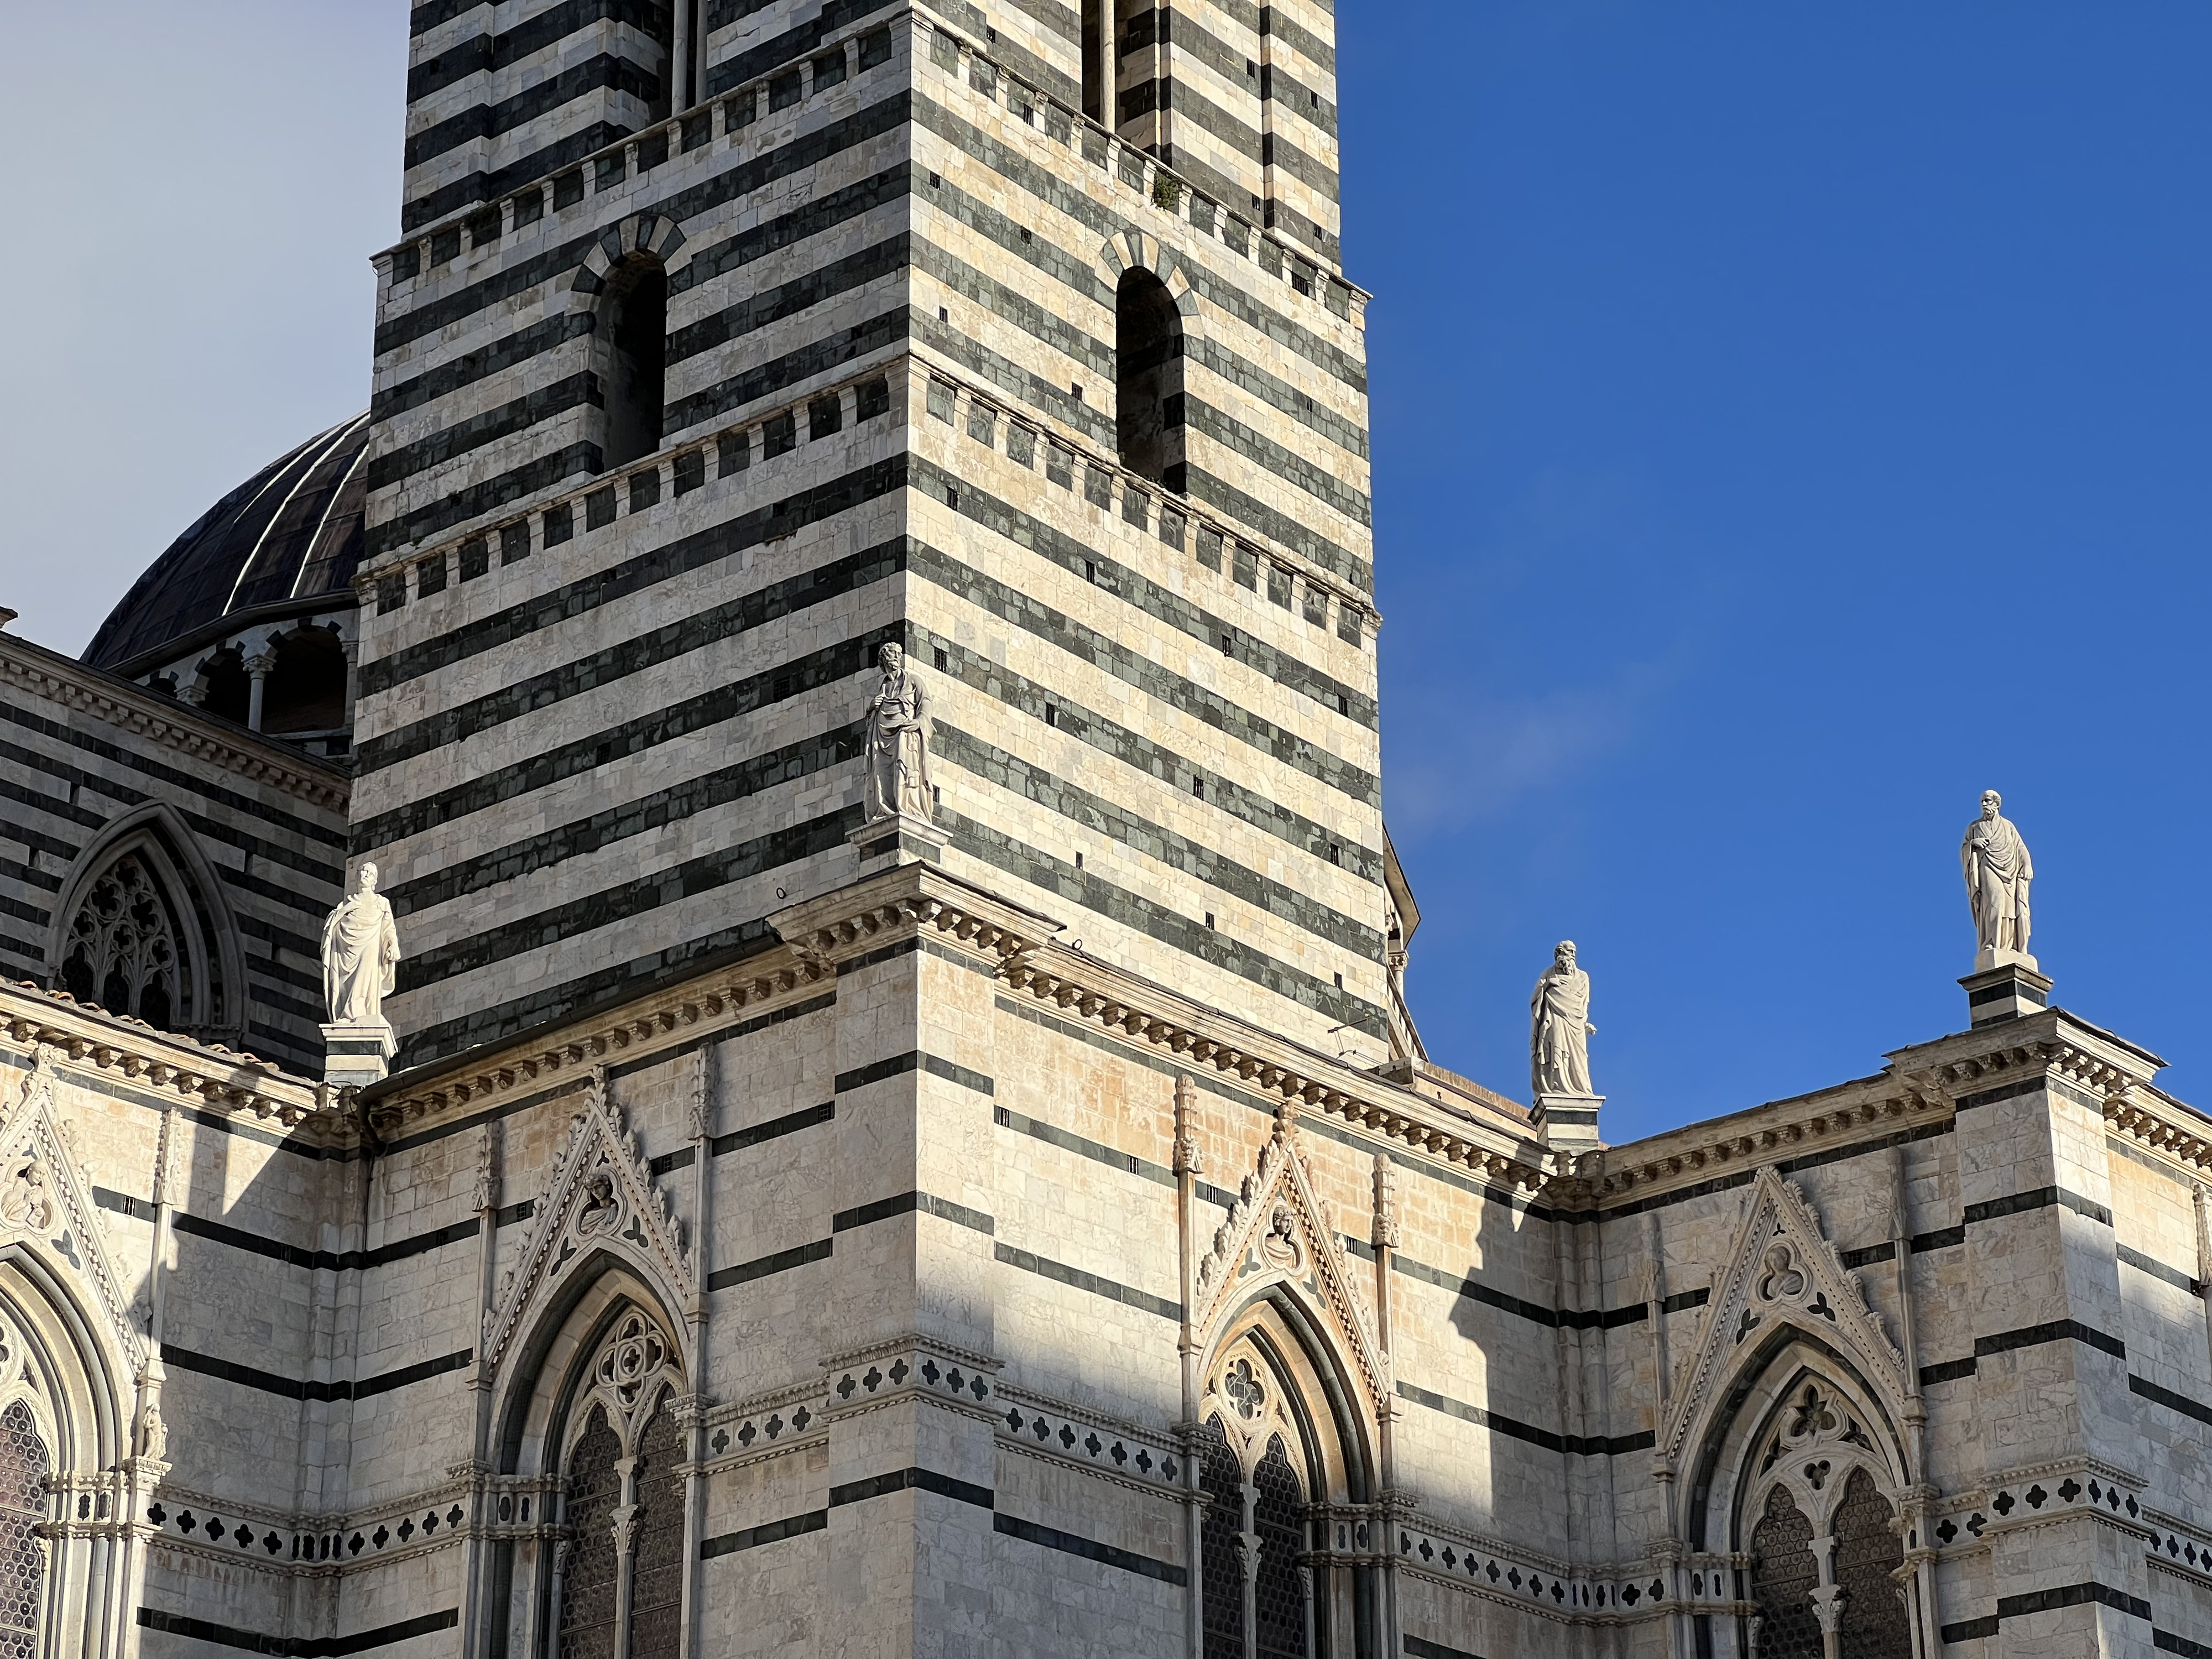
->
[1197,1418,1244,1659]
[1199,1346,1319,1659]
[628,1400,684,1659]
[1115,267,1184,488]
[1833,1468,1910,1657]
[1738,1378,1912,1659]
[558,1406,623,1659]
[0,1399,48,1659]
[59,853,184,1032]
[1750,1484,1821,1659]
[555,1308,684,1659]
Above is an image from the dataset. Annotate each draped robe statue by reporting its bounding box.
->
[322,862,401,1025]
[1960,791,2033,966]
[1530,940,1596,1099]
[864,644,934,821]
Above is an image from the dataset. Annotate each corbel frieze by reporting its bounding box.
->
[362,951,836,1134]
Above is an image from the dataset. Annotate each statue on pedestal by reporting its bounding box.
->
[1960,791,2033,968]
[863,643,934,821]
[1530,940,1595,1100]
[322,862,400,1025]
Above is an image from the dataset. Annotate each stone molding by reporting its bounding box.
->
[1392,1508,1712,1630]
[1589,1010,2172,1207]
[359,862,1554,1190]
[0,1047,148,1376]
[0,982,336,1132]
[0,632,349,812]
[144,1471,477,1578]
[359,957,834,1135]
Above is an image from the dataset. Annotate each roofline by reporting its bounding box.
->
[102,591,356,683]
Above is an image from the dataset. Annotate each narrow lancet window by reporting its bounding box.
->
[598,256,668,472]
[1115,267,1183,488]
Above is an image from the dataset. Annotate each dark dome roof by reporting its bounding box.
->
[84,414,369,672]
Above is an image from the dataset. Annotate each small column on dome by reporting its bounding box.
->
[244,649,277,732]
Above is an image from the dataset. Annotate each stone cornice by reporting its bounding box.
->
[357,863,1556,1186]
[0,979,337,1132]
[0,630,349,813]
[1587,1006,2189,1208]
[2106,1084,2212,1176]
[361,949,835,1136]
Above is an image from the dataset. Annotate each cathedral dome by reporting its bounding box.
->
[82,413,368,673]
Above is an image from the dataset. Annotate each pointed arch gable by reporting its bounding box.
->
[1660,1166,1913,1501]
[481,1068,693,1402]
[495,1265,683,1480]
[0,1052,145,1407]
[1192,1112,1389,1460]
[1686,1331,1910,1552]
[43,802,245,1045]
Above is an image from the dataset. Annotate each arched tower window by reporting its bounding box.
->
[596,256,668,473]
[0,1399,46,1659]
[59,853,186,1032]
[554,1307,684,1659]
[633,2,676,123]
[1116,267,1184,488]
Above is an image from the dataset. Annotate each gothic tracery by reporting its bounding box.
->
[58,854,185,1032]
[555,1306,685,1659]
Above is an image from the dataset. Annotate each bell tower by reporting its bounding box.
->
[356,0,1384,1069]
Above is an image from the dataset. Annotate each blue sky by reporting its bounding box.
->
[6,4,2205,1139]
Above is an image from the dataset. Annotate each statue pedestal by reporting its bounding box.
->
[1533,1092,1604,1154]
[1960,962,2052,1029]
[849,812,948,867]
[322,1020,396,1089]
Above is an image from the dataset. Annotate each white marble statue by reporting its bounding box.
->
[322,862,401,1025]
[1530,940,1595,1099]
[863,643,933,820]
[1960,790,2033,966]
